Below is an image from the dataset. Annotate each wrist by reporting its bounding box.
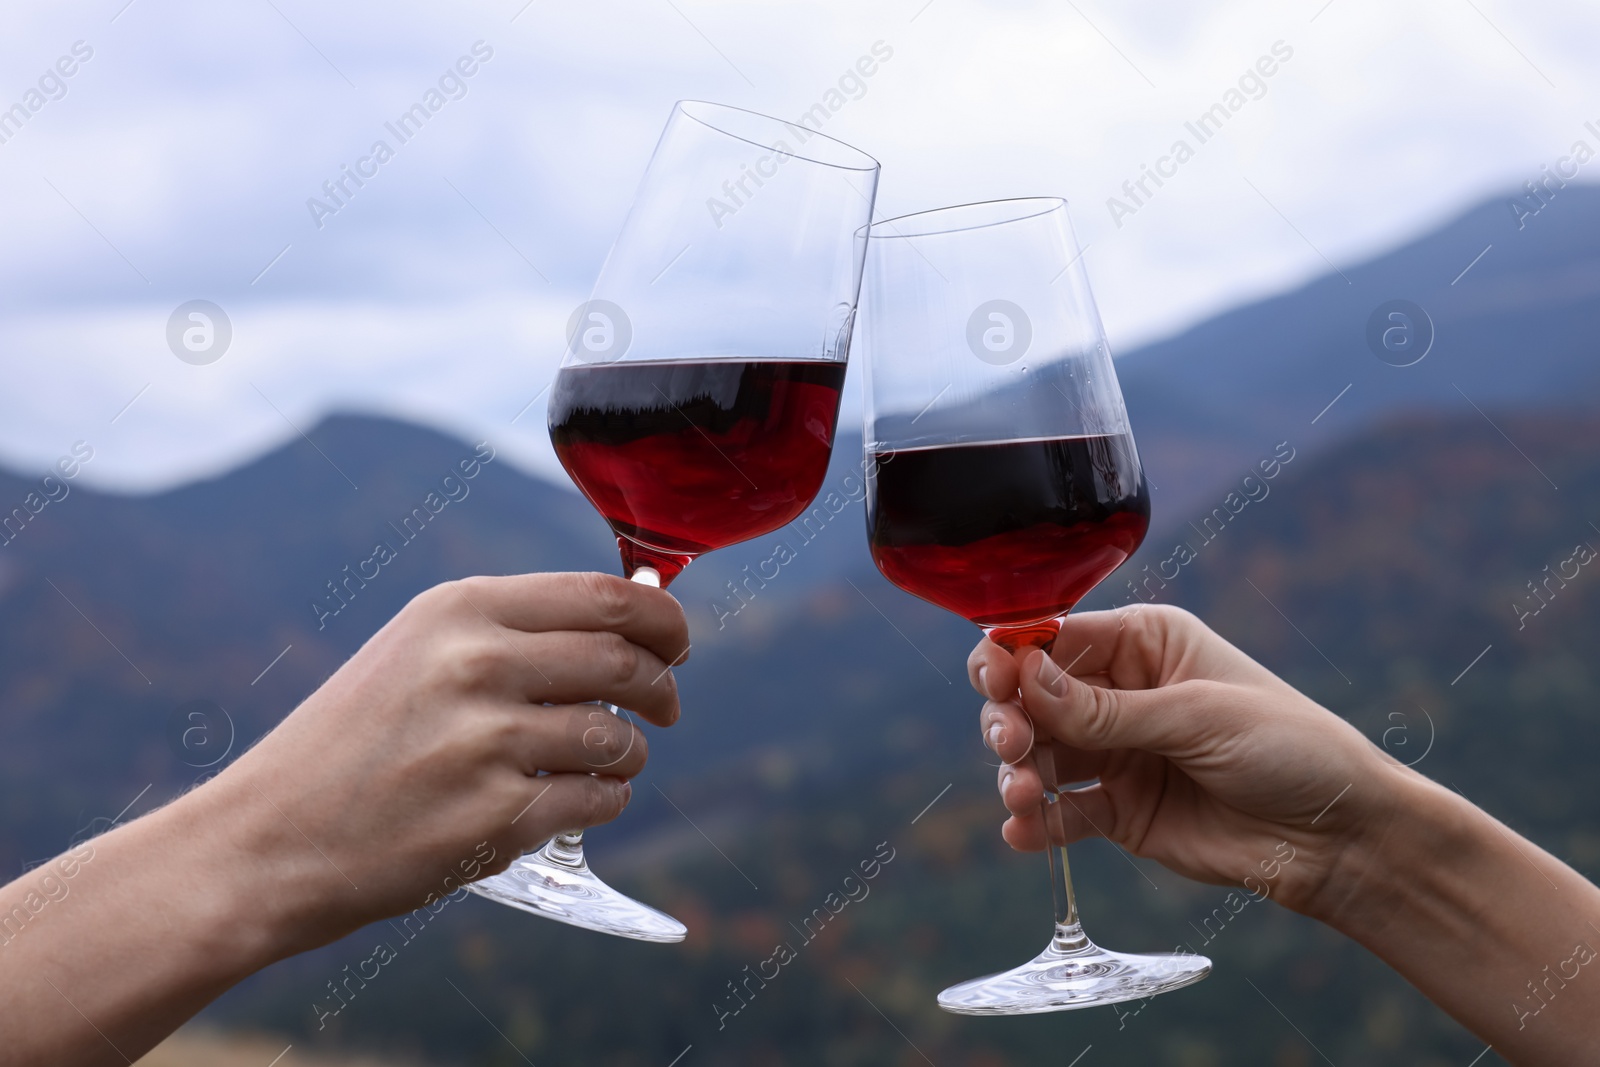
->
[0,777,336,1061]
[152,767,351,972]
[134,781,294,979]
[1300,762,1479,942]
[1291,759,1600,1059]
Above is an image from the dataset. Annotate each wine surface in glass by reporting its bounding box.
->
[867,433,1149,650]
[551,358,846,581]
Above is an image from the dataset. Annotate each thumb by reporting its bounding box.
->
[1019,648,1209,755]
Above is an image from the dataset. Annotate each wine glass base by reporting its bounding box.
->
[469,851,687,944]
[937,932,1211,1015]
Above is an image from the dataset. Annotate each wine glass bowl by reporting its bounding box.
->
[866,432,1149,655]
[549,357,850,584]
[544,100,878,585]
[859,197,1211,1012]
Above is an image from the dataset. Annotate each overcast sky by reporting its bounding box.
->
[0,0,1594,490]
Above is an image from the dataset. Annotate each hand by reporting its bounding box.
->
[197,571,690,956]
[970,604,1409,917]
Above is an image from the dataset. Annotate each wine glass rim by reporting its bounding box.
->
[675,99,881,173]
[867,197,1067,238]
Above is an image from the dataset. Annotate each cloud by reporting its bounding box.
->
[0,0,1593,488]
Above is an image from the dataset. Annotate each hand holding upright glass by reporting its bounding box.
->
[469,101,878,942]
[860,198,1210,1012]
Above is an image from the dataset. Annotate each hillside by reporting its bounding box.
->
[0,411,958,869]
[4,183,1599,1064]
[200,410,1600,1067]
[4,408,1597,1064]
[1118,184,1600,517]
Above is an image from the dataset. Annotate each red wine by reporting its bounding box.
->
[550,358,847,583]
[866,434,1149,651]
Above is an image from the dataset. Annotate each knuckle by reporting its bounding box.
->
[651,662,679,699]
[1138,602,1196,637]
[591,631,640,686]
[614,726,646,767]
[669,598,690,639]
[581,775,621,821]
[410,576,494,628]
[405,579,458,617]
[579,713,643,768]
[1151,603,1199,630]
[428,707,499,771]
[479,716,521,763]
[1123,604,1183,666]
[493,773,531,820]
[580,572,634,630]
[454,574,496,600]
[1176,678,1229,715]
[579,720,614,758]
[440,636,505,691]
[1076,684,1120,747]
[447,575,496,619]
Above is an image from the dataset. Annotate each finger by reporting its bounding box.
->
[1045,610,1137,679]
[1048,783,1119,844]
[493,628,683,726]
[998,785,1116,852]
[996,744,1106,816]
[972,607,1170,703]
[980,700,1036,766]
[1042,743,1111,786]
[982,702,1111,778]
[502,772,632,854]
[1019,647,1212,756]
[496,704,649,778]
[968,639,1020,701]
[447,573,692,670]
[1001,812,1046,851]
[1050,603,1215,691]
[998,758,1044,815]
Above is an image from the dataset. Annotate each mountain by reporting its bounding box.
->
[4,405,1598,1065]
[0,417,615,866]
[5,185,1600,1063]
[186,409,1600,1067]
[1117,184,1600,517]
[0,411,970,868]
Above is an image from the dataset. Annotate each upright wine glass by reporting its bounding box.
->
[468,101,879,941]
[859,198,1211,1011]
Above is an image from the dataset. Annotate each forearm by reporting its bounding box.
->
[1313,766,1600,1065]
[0,780,291,1065]
[0,573,682,1064]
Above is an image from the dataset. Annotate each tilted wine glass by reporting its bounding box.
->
[859,197,1211,1010]
[468,101,878,942]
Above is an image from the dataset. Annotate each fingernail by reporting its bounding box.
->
[977,664,990,699]
[987,722,1003,750]
[1037,654,1066,697]
[619,780,632,806]
[999,768,1014,794]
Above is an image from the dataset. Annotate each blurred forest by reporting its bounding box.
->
[4,409,1591,1067]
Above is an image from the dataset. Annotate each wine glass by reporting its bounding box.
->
[859,198,1211,1011]
[468,101,879,941]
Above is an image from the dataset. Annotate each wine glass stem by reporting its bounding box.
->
[537,566,662,865]
[545,831,586,866]
[1043,792,1089,953]
[1036,739,1090,953]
